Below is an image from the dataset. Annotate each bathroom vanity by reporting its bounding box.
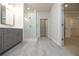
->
[0,3,23,55]
[0,28,23,54]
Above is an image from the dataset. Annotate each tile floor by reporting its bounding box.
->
[2,37,72,56]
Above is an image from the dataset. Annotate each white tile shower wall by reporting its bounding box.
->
[24,10,37,41]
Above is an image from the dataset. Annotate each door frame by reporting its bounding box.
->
[61,3,65,47]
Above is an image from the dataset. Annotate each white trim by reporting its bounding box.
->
[48,36,62,47]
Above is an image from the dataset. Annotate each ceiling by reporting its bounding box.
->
[24,3,53,12]
[64,3,79,11]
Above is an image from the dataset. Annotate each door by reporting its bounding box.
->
[40,19,47,37]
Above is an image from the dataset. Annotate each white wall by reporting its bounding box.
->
[24,10,37,41]
[0,3,23,29]
[37,11,49,38]
[48,4,63,46]
[14,4,23,28]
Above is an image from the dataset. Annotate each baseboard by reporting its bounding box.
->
[48,36,62,47]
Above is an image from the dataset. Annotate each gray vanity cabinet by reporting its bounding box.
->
[3,29,17,51]
[0,28,23,54]
[0,29,3,53]
[17,29,23,42]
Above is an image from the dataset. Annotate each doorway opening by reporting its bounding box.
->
[64,3,79,55]
[40,19,48,37]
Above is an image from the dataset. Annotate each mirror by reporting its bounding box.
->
[0,4,14,25]
[1,5,6,24]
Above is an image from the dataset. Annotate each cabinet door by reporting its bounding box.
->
[3,29,16,50]
[19,29,23,42]
[17,29,23,42]
[3,29,12,51]
[0,29,3,53]
[11,29,18,44]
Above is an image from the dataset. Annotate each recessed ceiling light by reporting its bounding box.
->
[27,8,30,10]
[65,4,68,7]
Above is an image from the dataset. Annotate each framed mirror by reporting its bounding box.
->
[1,5,6,24]
[0,4,14,26]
